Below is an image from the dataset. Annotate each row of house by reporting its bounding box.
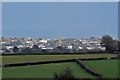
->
[1,37,106,53]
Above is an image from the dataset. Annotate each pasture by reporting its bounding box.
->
[83,59,118,78]
[2,54,118,78]
[2,62,95,78]
[2,54,118,65]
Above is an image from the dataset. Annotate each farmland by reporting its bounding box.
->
[2,54,119,78]
[2,59,118,78]
[2,54,118,65]
[2,62,96,78]
[83,59,118,78]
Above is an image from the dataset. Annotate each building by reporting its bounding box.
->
[58,37,62,45]
[39,39,47,43]
[67,46,72,49]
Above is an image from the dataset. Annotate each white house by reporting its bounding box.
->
[67,46,72,49]
[39,39,47,43]
[79,46,83,49]
[87,47,94,50]
[6,46,14,50]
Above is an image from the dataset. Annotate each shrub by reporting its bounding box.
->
[53,67,78,80]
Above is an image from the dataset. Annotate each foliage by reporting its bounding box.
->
[118,41,120,51]
[54,67,77,80]
[13,46,19,53]
[101,35,117,51]
[33,45,39,49]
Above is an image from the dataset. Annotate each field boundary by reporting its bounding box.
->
[2,52,119,56]
[75,59,104,78]
[3,57,119,79]
[3,57,119,67]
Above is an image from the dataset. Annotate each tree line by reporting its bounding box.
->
[101,35,120,52]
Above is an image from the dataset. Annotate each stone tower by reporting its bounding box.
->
[58,37,62,46]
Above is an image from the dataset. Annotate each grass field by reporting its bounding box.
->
[2,62,96,78]
[83,59,118,78]
[2,54,118,65]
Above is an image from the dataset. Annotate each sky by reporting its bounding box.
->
[2,2,118,39]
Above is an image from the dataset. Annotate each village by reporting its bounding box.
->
[0,36,107,54]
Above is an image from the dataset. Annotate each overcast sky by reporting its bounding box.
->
[2,2,118,39]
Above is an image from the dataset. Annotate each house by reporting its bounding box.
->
[39,39,47,43]
[67,46,72,49]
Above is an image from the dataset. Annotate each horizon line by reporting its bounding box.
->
[1,36,118,39]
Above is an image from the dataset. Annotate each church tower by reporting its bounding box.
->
[58,37,62,46]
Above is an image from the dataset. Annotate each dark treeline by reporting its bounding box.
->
[2,52,119,56]
[101,35,120,52]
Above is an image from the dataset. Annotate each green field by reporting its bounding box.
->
[2,54,118,65]
[2,54,118,78]
[83,60,118,78]
[2,62,95,78]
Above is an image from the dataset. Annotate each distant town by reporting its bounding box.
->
[0,36,119,54]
